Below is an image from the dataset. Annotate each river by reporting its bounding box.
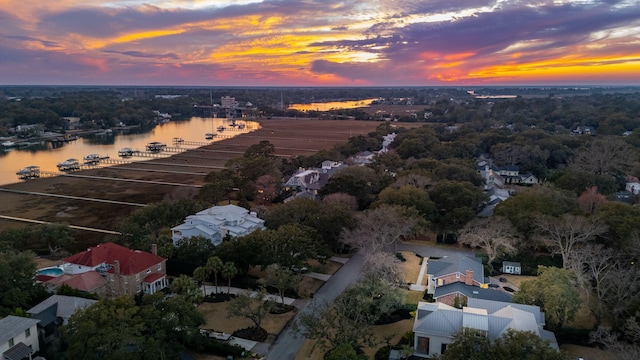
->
[288,98,379,111]
[0,117,259,186]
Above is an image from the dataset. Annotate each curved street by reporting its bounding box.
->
[267,252,365,359]
[266,242,475,359]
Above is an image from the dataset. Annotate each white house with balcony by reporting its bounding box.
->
[171,204,265,246]
[0,315,40,360]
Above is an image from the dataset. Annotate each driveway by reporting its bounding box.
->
[267,252,366,359]
[267,242,475,359]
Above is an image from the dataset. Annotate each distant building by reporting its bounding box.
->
[625,181,640,195]
[502,261,522,275]
[221,96,237,109]
[171,204,265,246]
[283,161,347,201]
[573,125,595,135]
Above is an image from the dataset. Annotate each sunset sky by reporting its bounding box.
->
[1,0,639,86]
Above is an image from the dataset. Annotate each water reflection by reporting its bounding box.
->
[288,98,378,112]
[0,117,259,186]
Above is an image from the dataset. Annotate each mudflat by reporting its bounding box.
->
[0,118,395,246]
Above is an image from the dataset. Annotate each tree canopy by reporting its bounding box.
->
[62,293,204,360]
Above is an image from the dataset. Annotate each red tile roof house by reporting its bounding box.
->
[46,242,167,298]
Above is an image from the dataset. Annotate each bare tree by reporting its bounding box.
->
[578,186,607,214]
[321,192,359,211]
[265,264,301,306]
[535,214,607,268]
[590,326,640,360]
[566,244,618,321]
[570,137,633,176]
[393,173,433,189]
[226,287,273,331]
[340,205,415,254]
[254,174,278,205]
[600,263,640,318]
[459,216,517,269]
[361,252,405,287]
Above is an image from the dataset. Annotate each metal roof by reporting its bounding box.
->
[0,316,40,345]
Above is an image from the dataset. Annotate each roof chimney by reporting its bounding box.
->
[151,244,158,256]
[465,269,474,286]
[114,260,120,276]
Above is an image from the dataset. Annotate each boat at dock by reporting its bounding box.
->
[172,137,184,143]
[118,148,134,157]
[57,158,80,171]
[217,126,226,132]
[2,141,16,147]
[205,133,215,140]
[16,165,40,179]
[146,141,167,152]
[83,154,109,164]
[49,135,79,143]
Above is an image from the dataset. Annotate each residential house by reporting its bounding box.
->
[352,151,375,166]
[478,160,539,187]
[282,161,347,201]
[426,254,486,306]
[27,295,97,344]
[41,271,107,296]
[51,243,167,298]
[573,125,595,135]
[0,316,40,360]
[502,261,522,275]
[625,180,640,195]
[413,298,558,358]
[171,204,265,246]
[433,282,512,306]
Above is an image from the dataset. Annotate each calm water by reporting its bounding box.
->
[0,117,259,186]
[288,98,378,111]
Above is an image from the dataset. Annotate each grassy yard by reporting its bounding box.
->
[197,301,296,344]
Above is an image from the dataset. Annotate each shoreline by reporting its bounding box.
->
[0,118,391,249]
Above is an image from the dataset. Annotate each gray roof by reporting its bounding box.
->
[3,342,33,360]
[467,298,546,326]
[427,254,484,284]
[434,282,513,303]
[173,204,265,239]
[413,299,557,348]
[0,315,40,345]
[27,295,97,325]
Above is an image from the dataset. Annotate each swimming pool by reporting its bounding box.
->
[37,267,63,277]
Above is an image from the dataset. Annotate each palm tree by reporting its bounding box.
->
[193,266,208,296]
[206,256,224,294]
[221,261,238,295]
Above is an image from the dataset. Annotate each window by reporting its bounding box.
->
[9,337,14,347]
[25,328,31,337]
[441,343,447,354]
[416,336,429,354]
[146,269,151,274]
[157,264,162,271]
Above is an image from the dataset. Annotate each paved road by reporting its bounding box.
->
[266,242,474,359]
[267,252,366,359]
